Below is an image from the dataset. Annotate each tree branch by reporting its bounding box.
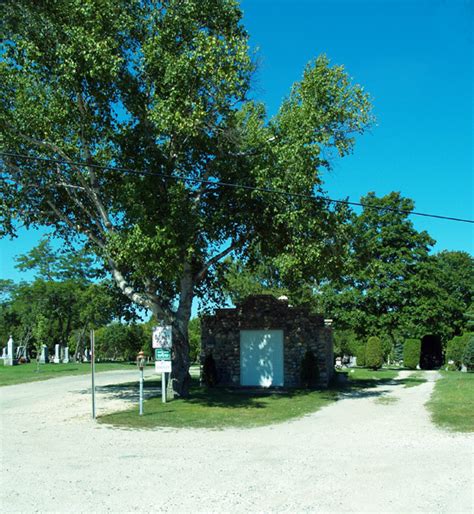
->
[194,242,238,284]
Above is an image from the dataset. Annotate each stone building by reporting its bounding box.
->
[200,295,334,388]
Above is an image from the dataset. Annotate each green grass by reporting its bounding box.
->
[99,368,400,430]
[0,361,136,386]
[99,378,339,429]
[374,396,399,405]
[426,371,474,433]
[345,367,399,385]
[401,372,427,388]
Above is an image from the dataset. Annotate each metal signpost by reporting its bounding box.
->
[91,329,96,419]
[152,326,172,403]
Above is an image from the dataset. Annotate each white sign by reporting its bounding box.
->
[155,360,172,373]
[152,325,172,349]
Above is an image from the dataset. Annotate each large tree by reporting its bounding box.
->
[0,0,373,396]
[318,193,473,349]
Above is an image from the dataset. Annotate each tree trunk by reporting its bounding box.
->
[167,263,194,398]
[169,322,192,398]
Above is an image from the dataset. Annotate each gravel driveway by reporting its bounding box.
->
[1,369,472,513]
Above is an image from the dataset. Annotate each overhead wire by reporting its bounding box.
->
[0,151,473,224]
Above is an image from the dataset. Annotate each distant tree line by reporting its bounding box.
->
[0,240,201,362]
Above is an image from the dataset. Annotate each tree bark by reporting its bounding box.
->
[167,261,194,398]
[169,320,192,398]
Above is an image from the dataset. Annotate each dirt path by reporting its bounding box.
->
[1,370,472,513]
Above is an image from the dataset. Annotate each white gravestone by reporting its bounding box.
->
[83,348,89,362]
[53,344,61,364]
[4,336,16,366]
[39,345,49,364]
[1,346,6,360]
[62,346,70,364]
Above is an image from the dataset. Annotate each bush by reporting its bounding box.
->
[463,335,474,372]
[355,344,366,367]
[300,350,319,388]
[366,336,383,370]
[446,333,471,369]
[202,353,217,387]
[403,339,421,369]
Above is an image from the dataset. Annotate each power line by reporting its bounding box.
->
[1,151,473,224]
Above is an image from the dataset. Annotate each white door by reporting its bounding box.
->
[240,330,284,387]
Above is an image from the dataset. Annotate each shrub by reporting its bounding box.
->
[366,336,383,370]
[403,339,421,369]
[445,334,470,369]
[355,344,366,367]
[300,350,319,388]
[463,335,474,372]
[202,353,217,387]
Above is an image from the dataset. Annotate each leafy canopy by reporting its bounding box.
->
[0,0,373,322]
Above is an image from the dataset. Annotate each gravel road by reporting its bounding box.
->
[1,369,472,513]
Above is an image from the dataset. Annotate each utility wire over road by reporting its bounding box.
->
[1,151,473,224]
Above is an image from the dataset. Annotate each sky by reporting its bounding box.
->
[1,0,473,284]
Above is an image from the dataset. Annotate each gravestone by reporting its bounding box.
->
[4,336,17,366]
[39,345,49,364]
[83,348,89,362]
[62,347,70,364]
[53,344,61,364]
[1,347,6,360]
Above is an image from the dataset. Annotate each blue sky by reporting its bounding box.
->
[1,0,472,284]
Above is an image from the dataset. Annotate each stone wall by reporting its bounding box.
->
[201,295,334,388]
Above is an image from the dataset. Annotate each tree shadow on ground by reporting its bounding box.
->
[331,373,398,400]
[76,380,162,403]
[78,372,415,409]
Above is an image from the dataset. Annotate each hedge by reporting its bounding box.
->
[445,334,470,369]
[366,336,383,370]
[463,335,474,372]
[403,339,421,369]
[355,344,366,367]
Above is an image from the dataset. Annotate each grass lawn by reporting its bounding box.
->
[345,367,399,385]
[374,396,399,405]
[99,378,339,429]
[0,361,136,387]
[401,371,427,388]
[99,368,400,430]
[426,371,474,433]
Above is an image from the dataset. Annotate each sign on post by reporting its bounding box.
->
[152,326,172,349]
[155,348,171,361]
[152,325,172,403]
[155,360,172,373]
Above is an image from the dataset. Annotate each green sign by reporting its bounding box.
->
[155,349,171,361]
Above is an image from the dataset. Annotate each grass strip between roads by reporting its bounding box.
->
[99,379,339,429]
[426,371,474,433]
[0,361,136,387]
[99,368,399,429]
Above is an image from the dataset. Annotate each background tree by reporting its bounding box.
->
[445,334,470,370]
[403,339,421,370]
[462,336,474,372]
[1,0,373,396]
[188,317,201,364]
[365,336,383,370]
[319,192,435,346]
